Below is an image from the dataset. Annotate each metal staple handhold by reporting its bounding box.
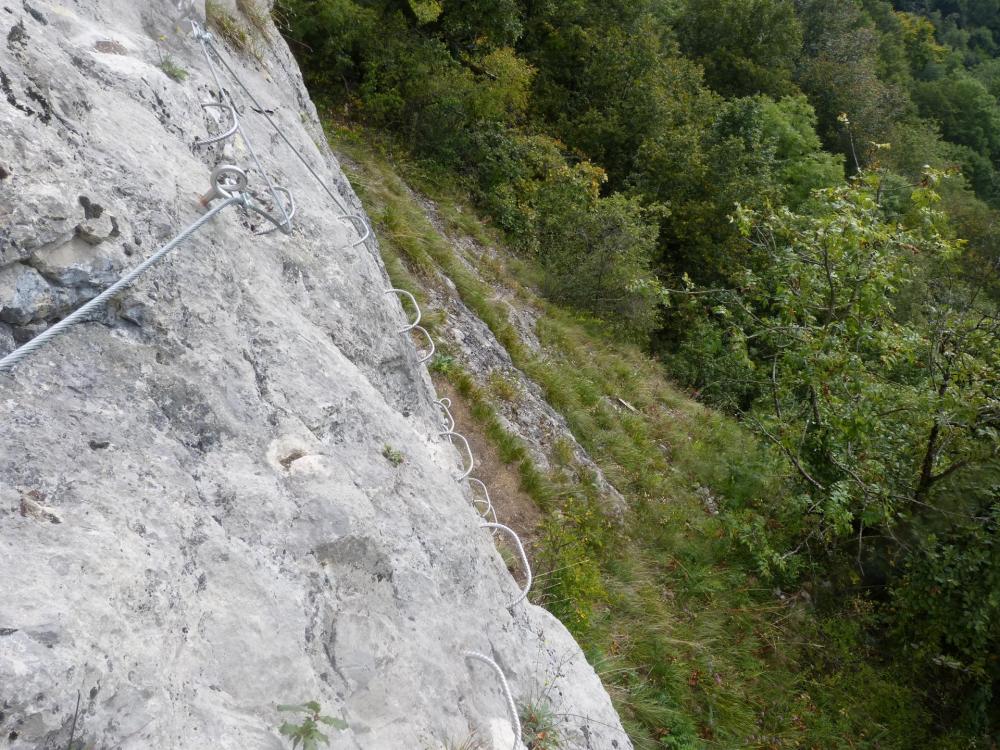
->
[249,185,296,236]
[440,429,474,481]
[462,650,522,750]
[338,214,371,247]
[412,325,435,363]
[436,397,456,433]
[194,101,239,146]
[482,523,532,608]
[468,478,498,523]
[384,288,421,332]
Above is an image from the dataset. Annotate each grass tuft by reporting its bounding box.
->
[382,444,404,467]
[487,370,521,403]
[236,0,271,38]
[158,54,188,82]
[519,700,563,750]
[206,0,260,60]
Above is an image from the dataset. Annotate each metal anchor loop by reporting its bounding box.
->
[200,164,249,207]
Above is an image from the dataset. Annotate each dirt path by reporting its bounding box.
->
[434,377,544,550]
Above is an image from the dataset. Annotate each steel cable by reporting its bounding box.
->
[194,26,373,247]
[191,21,293,235]
[0,196,244,374]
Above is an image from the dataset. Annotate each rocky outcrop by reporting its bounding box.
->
[0,2,631,748]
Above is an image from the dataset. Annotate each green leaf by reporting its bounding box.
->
[318,716,349,730]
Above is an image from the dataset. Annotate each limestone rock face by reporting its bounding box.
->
[0,2,631,749]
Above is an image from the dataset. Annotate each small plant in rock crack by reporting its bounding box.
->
[429,353,457,375]
[158,55,188,81]
[382,444,405,466]
[277,701,347,749]
[519,700,562,750]
[154,35,188,82]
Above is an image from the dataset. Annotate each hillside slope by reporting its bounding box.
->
[328,125,938,749]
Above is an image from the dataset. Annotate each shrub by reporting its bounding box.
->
[277,701,347,749]
[519,700,563,750]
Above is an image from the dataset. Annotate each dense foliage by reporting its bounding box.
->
[276,0,1000,743]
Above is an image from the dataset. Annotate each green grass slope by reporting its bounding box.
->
[327,122,936,750]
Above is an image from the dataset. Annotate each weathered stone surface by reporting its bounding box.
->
[0,2,631,749]
[0,263,57,324]
[0,323,15,356]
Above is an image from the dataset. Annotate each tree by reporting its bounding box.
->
[890,502,1000,734]
[718,171,999,556]
[535,168,667,337]
[630,94,840,285]
[796,0,910,164]
[913,73,1000,161]
[673,0,803,98]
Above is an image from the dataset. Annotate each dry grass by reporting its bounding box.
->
[206,0,259,59]
[236,0,271,39]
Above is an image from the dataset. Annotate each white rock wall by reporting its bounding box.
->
[0,1,631,748]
